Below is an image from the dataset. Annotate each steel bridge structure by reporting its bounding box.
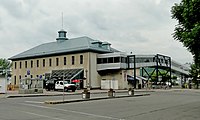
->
[97,53,190,86]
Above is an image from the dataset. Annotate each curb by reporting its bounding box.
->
[44,94,150,104]
[6,90,154,98]
[6,92,105,98]
[6,91,123,98]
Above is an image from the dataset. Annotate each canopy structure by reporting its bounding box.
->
[51,68,84,81]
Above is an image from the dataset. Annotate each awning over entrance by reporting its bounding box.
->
[51,68,84,80]
[127,75,147,81]
[137,76,148,81]
[127,75,135,81]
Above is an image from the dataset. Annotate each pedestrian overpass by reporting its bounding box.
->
[97,52,190,82]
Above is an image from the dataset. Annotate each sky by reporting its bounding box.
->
[0,0,193,64]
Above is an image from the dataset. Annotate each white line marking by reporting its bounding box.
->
[21,111,65,120]
[19,103,123,120]
[25,101,44,104]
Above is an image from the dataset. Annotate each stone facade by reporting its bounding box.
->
[11,52,102,89]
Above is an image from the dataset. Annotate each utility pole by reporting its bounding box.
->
[62,73,64,102]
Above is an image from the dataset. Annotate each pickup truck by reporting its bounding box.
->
[55,81,76,92]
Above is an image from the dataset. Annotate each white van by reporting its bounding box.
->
[55,81,76,92]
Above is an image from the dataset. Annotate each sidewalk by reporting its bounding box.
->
[2,88,199,104]
[2,89,152,98]
[2,88,200,98]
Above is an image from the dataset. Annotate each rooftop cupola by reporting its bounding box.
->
[56,29,68,41]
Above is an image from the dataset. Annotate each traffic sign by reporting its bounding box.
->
[27,70,30,75]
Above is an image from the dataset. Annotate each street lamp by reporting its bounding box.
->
[197,69,200,89]
[85,69,88,89]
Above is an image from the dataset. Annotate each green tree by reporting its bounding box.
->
[171,0,200,68]
[190,63,199,88]
[0,58,12,74]
[150,71,170,83]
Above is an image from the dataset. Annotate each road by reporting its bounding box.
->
[0,90,200,120]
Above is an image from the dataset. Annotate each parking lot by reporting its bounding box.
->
[1,89,200,120]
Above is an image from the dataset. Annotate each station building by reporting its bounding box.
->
[9,29,140,89]
[9,29,189,89]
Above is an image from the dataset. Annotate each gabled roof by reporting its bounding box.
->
[9,36,118,60]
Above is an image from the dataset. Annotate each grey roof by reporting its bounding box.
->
[9,36,119,60]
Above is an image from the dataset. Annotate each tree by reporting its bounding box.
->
[190,63,199,88]
[171,0,200,68]
[150,71,170,83]
[0,58,12,75]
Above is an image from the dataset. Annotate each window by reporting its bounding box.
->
[14,76,16,85]
[19,75,21,80]
[49,58,52,67]
[144,59,150,62]
[14,62,17,69]
[56,58,59,66]
[114,57,120,63]
[108,57,114,63]
[80,55,83,64]
[25,61,27,68]
[72,56,75,65]
[60,82,63,85]
[31,60,33,68]
[64,57,67,65]
[97,58,102,64]
[103,58,107,63]
[121,57,127,63]
[31,75,33,78]
[128,57,134,63]
[43,59,45,67]
[37,60,39,67]
[19,62,22,69]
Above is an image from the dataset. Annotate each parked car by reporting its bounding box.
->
[45,80,55,91]
[55,81,76,92]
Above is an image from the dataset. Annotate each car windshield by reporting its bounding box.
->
[64,81,70,84]
[46,80,54,84]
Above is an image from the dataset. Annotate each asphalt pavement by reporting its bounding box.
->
[1,88,200,120]
[0,89,152,104]
[1,88,200,104]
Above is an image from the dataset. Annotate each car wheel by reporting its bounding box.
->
[64,89,68,92]
[72,89,75,92]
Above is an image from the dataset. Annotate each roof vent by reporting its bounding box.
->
[56,29,68,41]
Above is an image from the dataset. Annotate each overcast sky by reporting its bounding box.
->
[0,0,193,64]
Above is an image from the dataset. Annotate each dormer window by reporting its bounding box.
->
[91,41,102,48]
[91,41,111,51]
[102,42,111,50]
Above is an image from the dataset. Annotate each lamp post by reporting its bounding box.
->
[85,69,88,89]
[197,69,199,89]
[82,69,90,99]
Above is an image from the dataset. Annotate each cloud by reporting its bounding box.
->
[0,0,39,19]
[0,0,192,64]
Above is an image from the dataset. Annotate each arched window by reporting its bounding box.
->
[80,55,83,64]
[72,56,75,65]
[64,57,67,65]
